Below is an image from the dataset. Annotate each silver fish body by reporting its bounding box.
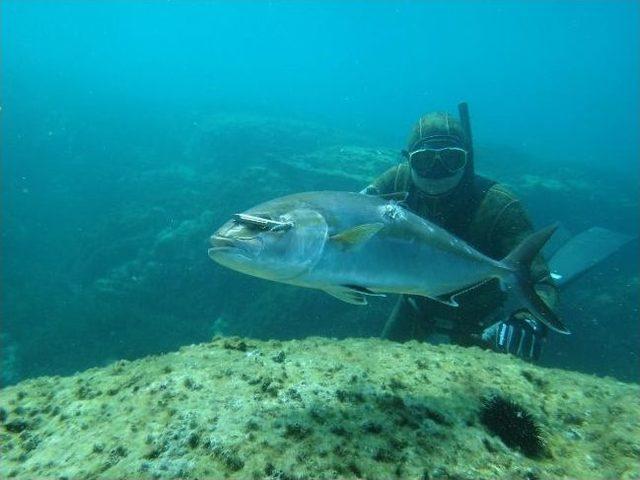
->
[209,191,568,334]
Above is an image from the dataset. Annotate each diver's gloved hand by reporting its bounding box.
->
[481,313,547,361]
[359,185,379,195]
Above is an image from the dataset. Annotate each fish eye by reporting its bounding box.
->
[233,213,293,232]
[233,213,273,230]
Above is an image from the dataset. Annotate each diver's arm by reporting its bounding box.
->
[359,185,379,195]
[360,166,400,196]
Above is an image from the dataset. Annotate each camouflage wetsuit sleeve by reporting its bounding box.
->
[362,165,404,195]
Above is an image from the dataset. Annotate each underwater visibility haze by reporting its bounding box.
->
[1,1,639,478]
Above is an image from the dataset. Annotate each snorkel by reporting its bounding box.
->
[458,102,474,166]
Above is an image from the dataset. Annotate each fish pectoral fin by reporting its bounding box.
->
[330,223,384,250]
[432,278,496,307]
[324,286,370,305]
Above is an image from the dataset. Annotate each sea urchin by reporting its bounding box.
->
[480,395,546,458]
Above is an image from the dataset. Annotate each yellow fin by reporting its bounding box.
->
[330,223,384,248]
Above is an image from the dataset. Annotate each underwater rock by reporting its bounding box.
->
[0,333,21,386]
[185,113,357,168]
[1,337,638,479]
[271,144,398,190]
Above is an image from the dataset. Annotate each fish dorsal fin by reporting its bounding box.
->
[330,223,384,249]
[323,285,385,305]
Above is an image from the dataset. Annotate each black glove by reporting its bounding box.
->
[482,313,547,361]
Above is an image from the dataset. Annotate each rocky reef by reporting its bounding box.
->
[1,337,638,479]
[3,111,638,386]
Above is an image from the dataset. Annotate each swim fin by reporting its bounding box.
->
[548,227,636,287]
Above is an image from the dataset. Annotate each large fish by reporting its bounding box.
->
[208,191,569,334]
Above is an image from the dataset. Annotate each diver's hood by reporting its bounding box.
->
[407,105,476,198]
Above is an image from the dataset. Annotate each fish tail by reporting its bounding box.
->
[500,223,570,334]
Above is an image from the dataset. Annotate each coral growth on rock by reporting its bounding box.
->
[1,337,638,479]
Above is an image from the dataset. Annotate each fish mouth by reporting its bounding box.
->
[208,235,250,260]
[209,234,237,251]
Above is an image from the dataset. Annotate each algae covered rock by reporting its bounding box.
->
[1,337,638,479]
[185,113,358,167]
[271,144,398,189]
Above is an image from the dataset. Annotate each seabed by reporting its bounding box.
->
[1,336,638,479]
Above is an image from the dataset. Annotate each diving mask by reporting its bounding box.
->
[409,146,468,177]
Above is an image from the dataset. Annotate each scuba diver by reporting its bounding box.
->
[360,103,559,361]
